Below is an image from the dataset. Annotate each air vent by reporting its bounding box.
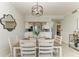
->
[72,9,77,14]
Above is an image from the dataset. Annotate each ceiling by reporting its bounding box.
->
[10,2,79,19]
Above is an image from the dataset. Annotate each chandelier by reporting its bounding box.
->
[32,2,43,16]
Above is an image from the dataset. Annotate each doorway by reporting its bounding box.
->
[56,20,61,36]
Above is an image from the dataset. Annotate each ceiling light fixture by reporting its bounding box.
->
[32,2,43,16]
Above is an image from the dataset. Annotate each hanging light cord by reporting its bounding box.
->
[36,0,38,12]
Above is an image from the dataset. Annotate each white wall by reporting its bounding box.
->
[0,2,25,56]
[25,16,55,22]
[61,9,79,44]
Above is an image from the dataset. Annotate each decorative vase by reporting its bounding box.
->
[74,42,77,47]
[73,31,78,47]
[33,26,40,38]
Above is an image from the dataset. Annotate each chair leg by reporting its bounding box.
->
[13,47,16,57]
[60,47,62,57]
[10,48,13,57]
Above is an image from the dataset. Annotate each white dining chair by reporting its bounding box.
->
[53,46,62,57]
[13,47,20,57]
[54,35,62,46]
[38,39,54,57]
[8,36,20,57]
[20,40,36,57]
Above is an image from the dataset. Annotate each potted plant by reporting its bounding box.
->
[73,31,78,47]
[33,26,40,37]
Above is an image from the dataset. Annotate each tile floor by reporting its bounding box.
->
[62,43,79,57]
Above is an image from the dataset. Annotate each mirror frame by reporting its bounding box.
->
[0,14,17,31]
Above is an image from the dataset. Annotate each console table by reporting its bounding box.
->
[69,34,79,51]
